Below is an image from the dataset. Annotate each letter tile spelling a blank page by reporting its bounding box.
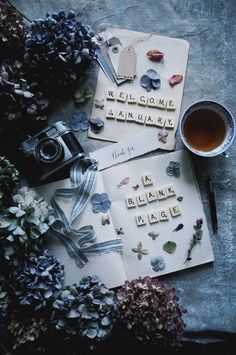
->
[169,203,181,217]
[126,197,137,208]
[142,173,153,186]
[158,208,170,221]
[136,214,147,226]
[148,211,159,224]
[146,190,157,202]
[166,184,176,197]
[156,186,168,200]
[136,194,148,206]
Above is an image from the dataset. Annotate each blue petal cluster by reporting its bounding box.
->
[10,250,64,310]
[52,275,117,341]
[150,256,166,272]
[90,193,111,213]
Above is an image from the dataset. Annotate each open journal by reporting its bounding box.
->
[36,150,214,289]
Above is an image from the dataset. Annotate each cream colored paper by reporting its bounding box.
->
[89,28,189,150]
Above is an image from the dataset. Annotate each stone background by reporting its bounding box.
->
[11,0,236,340]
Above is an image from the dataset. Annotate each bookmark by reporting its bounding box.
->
[117,46,137,80]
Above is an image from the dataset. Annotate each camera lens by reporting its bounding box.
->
[36,138,63,164]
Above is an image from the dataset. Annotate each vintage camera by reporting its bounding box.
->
[21,121,84,182]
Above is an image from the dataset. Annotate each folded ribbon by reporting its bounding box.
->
[51,157,123,267]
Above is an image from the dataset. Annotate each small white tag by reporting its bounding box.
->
[117,46,137,80]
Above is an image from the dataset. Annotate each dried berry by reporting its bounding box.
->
[146,49,164,61]
[169,74,183,87]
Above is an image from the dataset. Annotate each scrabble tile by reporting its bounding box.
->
[106,90,116,100]
[156,186,168,200]
[155,116,166,128]
[167,99,176,111]
[126,111,136,122]
[142,173,153,186]
[166,184,176,197]
[145,115,155,126]
[117,91,127,103]
[148,211,159,224]
[158,208,170,221]
[116,110,126,121]
[138,95,148,106]
[136,193,148,206]
[127,93,137,104]
[136,214,147,226]
[146,190,157,202]
[126,196,137,208]
[136,113,146,124]
[169,203,181,217]
[156,98,167,109]
[106,108,116,119]
[165,117,175,129]
[147,97,157,108]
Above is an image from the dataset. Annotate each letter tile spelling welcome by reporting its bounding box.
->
[103,90,176,129]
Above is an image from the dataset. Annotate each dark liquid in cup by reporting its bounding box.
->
[183,109,226,152]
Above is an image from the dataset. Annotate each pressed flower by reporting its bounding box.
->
[146,49,164,61]
[117,177,130,187]
[169,74,183,87]
[148,231,159,240]
[94,99,105,109]
[150,256,166,271]
[140,69,161,91]
[89,117,104,134]
[158,130,169,144]
[166,161,180,177]
[163,241,177,254]
[70,112,89,132]
[90,193,111,213]
[132,241,148,260]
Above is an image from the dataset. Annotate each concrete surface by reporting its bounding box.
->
[12,0,236,336]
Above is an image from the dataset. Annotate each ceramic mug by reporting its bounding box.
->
[180,100,235,157]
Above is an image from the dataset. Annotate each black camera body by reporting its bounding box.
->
[21,121,84,182]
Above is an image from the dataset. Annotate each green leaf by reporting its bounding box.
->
[163,241,177,254]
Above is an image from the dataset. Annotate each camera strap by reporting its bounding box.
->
[51,157,123,268]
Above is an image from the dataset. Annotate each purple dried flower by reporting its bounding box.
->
[116,276,186,347]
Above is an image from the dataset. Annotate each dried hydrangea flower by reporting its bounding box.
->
[52,275,117,341]
[10,250,64,310]
[166,161,180,177]
[89,117,104,134]
[74,87,92,107]
[0,275,9,319]
[132,241,148,260]
[140,69,161,91]
[90,193,111,213]
[158,130,169,144]
[116,276,186,347]
[0,156,19,212]
[169,74,183,87]
[150,256,166,271]
[146,49,164,61]
[70,111,89,132]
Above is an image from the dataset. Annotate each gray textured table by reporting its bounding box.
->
[12,0,236,339]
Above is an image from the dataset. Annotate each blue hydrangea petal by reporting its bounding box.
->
[92,203,102,213]
[91,193,102,204]
[100,201,111,213]
[99,193,110,203]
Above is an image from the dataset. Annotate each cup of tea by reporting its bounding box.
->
[180,100,235,157]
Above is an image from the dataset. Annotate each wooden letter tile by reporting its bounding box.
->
[155,116,166,128]
[158,208,170,221]
[116,110,126,121]
[136,113,145,124]
[136,193,148,206]
[117,91,127,103]
[106,108,116,119]
[145,114,156,126]
[127,93,137,104]
[169,203,181,217]
[167,99,176,111]
[166,184,176,197]
[156,98,167,110]
[156,186,168,200]
[165,117,175,129]
[136,214,147,226]
[126,111,136,122]
[146,190,157,202]
[142,173,153,186]
[126,197,137,209]
[147,97,157,108]
[148,211,159,224]
[138,95,148,106]
[106,90,116,100]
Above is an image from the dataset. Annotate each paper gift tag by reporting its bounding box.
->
[117,46,137,80]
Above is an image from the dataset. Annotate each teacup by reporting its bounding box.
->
[180,100,235,157]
